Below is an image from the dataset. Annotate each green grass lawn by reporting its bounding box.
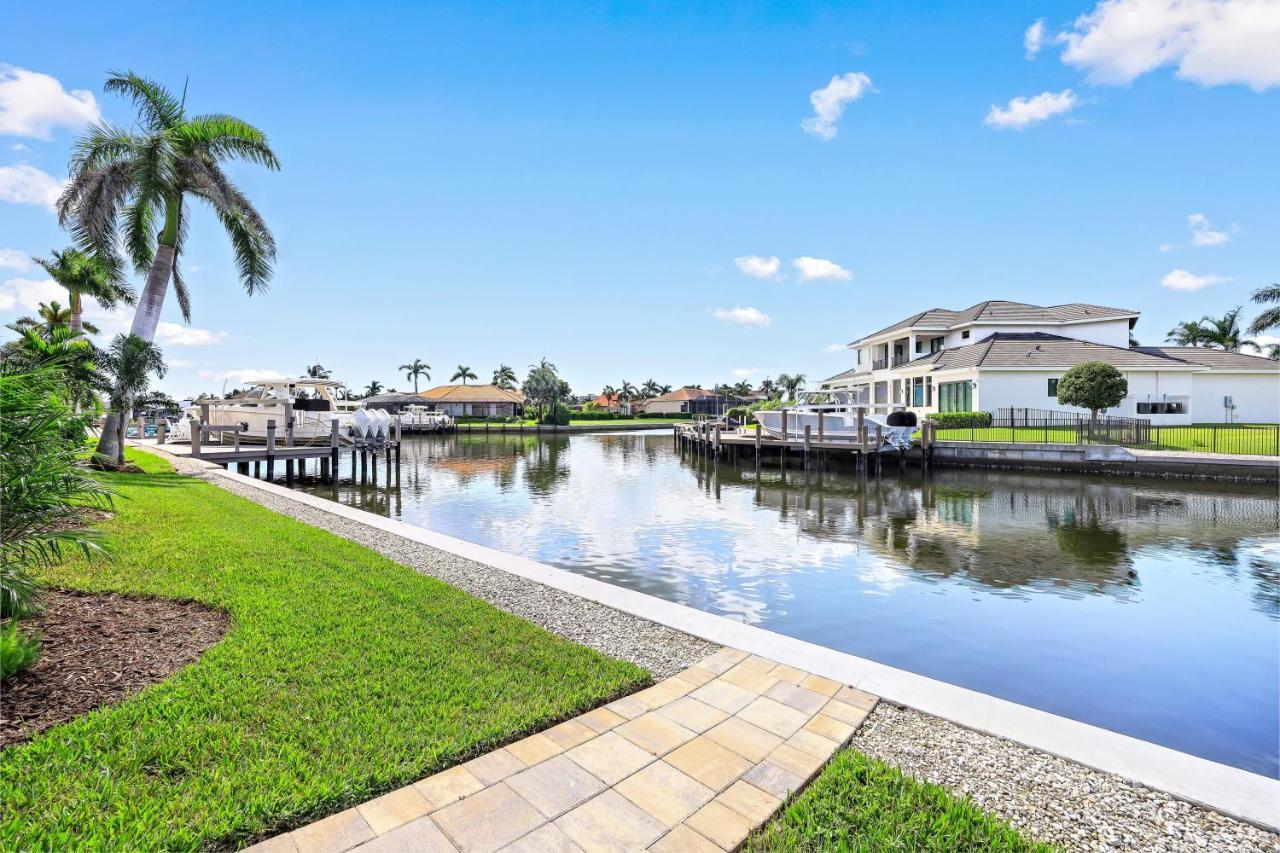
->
[455,418,683,427]
[750,749,1053,852]
[933,424,1278,455]
[0,448,646,850]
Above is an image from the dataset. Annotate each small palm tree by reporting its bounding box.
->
[305,363,331,379]
[1,324,104,413]
[451,365,477,384]
[399,358,431,393]
[1248,284,1280,336]
[601,384,618,410]
[101,334,166,466]
[758,377,778,399]
[59,71,279,461]
[33,248,133,336]
[1166,320,1209,347]
[1199,307,1255,352]
[363,380,384,397]
[492,364,517,390]
[8,301,88,337]
[777,373,806,401]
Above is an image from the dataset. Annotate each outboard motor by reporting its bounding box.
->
[353,408,373,444]
[902,410,918,427]
[886,410,910,427]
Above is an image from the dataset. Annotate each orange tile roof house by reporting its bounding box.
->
[639,387,751,415]
[417,384,525,418]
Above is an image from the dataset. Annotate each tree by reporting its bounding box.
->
[364,380,384,397]
[100,334,166,466]
[492,364,517,390]
[1165,320,1209,347]
[732,380,753,397]
[619,381,636,405]
[1,324,104,414]
[1056,361,1127,440]
[1247,284,1280,336]
[8,301,93,337]
[59,71,279,461]
[640,379,662,399]
[522,358,568,420]
[777,372,806,401]
[1198,307,1255,352]
[399,358,431,393]
[601,384,618,410]
[758,377,778,399]
[33,248,133,336]
[451,365,477,385]
[305,363,331,379]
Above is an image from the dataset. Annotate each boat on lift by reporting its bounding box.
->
[190,378,361,445]
[753,390,915,450]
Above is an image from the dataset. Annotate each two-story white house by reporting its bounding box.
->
[821,300,1279,424]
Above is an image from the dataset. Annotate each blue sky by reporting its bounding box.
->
[2,1,1277,397]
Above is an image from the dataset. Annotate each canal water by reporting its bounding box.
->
[298,429,1280,778]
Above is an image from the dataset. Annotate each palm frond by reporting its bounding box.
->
[104,70,184,131]
[180,114,281,170]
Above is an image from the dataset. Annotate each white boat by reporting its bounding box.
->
[401,404,454,431]
[753,391,915,450]
[191,378,360,445]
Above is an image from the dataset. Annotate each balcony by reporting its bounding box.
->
[871,359,888,371]
[891,355,910,367]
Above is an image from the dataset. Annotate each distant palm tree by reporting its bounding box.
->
[60,70,279,462]
[732,380,753,397]
[659,384,672,395]
[1264,343,1280,360]
[492,364,518,390]
[1199,307,1255,352]
[363,380,384,397]
[305,363,331,379]
[1248,284,1280,336]
[640,379,662,399]
[1166,320,1209,347]
[33,248,134,336]
[101,333,166,466]
[451,365,477,385]
[399,358,431,392]
[777,373,806,401]
[619,380,636,403]
[601,384,618,410]
[8,301,88,336]
[758,377,778,398]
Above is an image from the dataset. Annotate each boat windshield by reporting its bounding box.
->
[795,390,855,407]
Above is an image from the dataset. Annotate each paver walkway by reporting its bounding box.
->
[249,648,878,852]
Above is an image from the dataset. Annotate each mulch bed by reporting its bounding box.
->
[1,590,228,748]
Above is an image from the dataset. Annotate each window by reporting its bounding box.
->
[926,377,933,406]
[915,340,923,353]
[1047,378,1059,396]
[939,380,972,413]
[856,350,862,364]
[930,337,944,354]
[961,330,970,339]
[912,378,925,407]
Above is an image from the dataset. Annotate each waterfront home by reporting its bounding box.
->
[638,386,751,415]
[417,384,525,418]
[361,391,434,413]
[821,301,1280,424]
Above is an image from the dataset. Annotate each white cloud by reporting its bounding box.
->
[1025,19,1048,58]
[10,143,29,152]
[1187,212,1233,246]
[0,163,64,210]
[733,255,782,280]
[801,72,874,140]
[0,65,101,139]
[1159,242,1175,252]
[0,248,31,271]
[711,306,772,327]
[1249,335,1280,356]
[0,275,62,311]
[793,256,853,282]
[823,343,848,352]
[985,89,1079,129]
[1160,268,1229,290]
[155,321,227,347]
[168,358,197,369]
[1058,0,1280,91]
[731,367,762,378]
[199,368,288,385]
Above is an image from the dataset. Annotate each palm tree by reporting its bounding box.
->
[1263,343,1280,360]
[1198,307,1255,352]
[399,358,431,393]
[492,364,517,391]
[640,379,662,399]
[619,380,637,404]
[100,334,166,466]
[758,377,778,399]
[59,71,279,461]
[451,365,477,385]
[305,363,331,379]
[659,384,672,395]
[8,301,87,337]
[732,380,753,397]
[777,372,806,401]
[1166,320,1209,347]
[363,380,384,397]
[1248,284,1280,336]
[32,248,133,336]
[1,324,104,413]
[601,384,618,411]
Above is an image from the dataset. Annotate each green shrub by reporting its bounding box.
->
[0,622,41,679]
[539,402,572,425]
[926,411,993,428]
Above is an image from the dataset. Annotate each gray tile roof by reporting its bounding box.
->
[851,300,1138,344]
[908,333,1194,371]
[1132,347,1280,371]
[819,366,869,386]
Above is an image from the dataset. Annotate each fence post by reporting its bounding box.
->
[1212,425,1218,454]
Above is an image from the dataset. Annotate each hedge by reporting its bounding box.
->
[925,411,992,428]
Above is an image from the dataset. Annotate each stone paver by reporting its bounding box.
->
[255,650,878,853]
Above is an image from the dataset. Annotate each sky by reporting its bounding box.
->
[2,0,1277,398]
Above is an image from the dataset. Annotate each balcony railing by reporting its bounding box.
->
[871,359,888,371]
[891,355,910,367]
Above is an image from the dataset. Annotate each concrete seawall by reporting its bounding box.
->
[932,441,1279,483]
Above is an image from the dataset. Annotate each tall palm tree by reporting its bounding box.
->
[619,380,636,402]
[640,379,661,398]
[1166,320,1209,347]
[399,358,431,393]
[777,372,806,401]
[100,333,166,466]
[1198,307,1255,352]
[1247,284,1280,336]
[32,248,133,336]
[59,71,279,460]
[492,364,518,391]
[363,380,384,397]
[451,365,477,385]
[600,384,618,411]
[305,363,331,379]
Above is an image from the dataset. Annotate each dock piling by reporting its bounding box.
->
[265,420,276,481]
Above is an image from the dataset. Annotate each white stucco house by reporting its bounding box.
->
[820,301,1279,424]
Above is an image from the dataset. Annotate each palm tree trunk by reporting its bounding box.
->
[95,243,176,460]
[69,292,84,335]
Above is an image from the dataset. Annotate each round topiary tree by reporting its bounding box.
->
[1056,361,1128,440]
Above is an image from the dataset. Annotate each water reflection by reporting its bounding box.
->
[298,430,1280,776]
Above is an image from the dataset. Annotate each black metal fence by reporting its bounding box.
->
[931,408,1280,456]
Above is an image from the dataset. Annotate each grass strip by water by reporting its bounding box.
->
[0,448,647,851]
[933,424,1278,455]
[749,749,1054,852]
